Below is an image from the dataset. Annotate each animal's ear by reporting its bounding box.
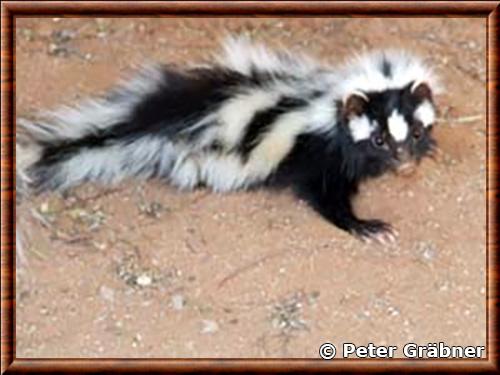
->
[343,91,369,119]
[411,81,433,101]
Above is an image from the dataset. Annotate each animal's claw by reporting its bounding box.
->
[352,219,398,245]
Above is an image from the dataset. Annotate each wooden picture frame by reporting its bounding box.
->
[1,1,498,373]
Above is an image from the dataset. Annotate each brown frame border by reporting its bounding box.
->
[1,1,498,373]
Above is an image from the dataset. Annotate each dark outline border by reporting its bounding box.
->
[1,1,498,373]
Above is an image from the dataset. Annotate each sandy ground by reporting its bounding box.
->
[15,18,486,358]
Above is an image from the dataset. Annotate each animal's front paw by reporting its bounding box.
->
[350,219,398,245]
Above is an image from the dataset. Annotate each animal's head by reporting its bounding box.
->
[339,50,440,178]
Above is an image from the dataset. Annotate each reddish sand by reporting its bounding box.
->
[16,18,486,358]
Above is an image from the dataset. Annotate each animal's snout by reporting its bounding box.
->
[394,147,417,176]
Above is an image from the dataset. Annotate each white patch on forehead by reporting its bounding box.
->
[348,115,376,142]
[414,100,436,127]
[387,110,409,142]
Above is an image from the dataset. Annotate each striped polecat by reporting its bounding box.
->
[16,37,440,251]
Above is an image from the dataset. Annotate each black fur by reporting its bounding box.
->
[272,84,436,238]
[237,96,308,160]
[354,83,435,167]
[26,63,436,240]
[272,128,392,237]
[381,57,393,78]
[35,67,255,172]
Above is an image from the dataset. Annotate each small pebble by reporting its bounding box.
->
[171,294,185,311]
[200,319,219,334]
[136,274,152,287]
[99,285,115,302]
[39,202,49,214]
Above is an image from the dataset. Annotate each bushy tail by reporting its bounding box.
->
[15,64,171,263]
[17,64,170,191]
[16,139,37,265]
[15,36,307,263]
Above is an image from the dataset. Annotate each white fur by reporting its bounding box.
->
[16,141,39,192]
[349,115,376,142]
[169,101,337,192]
[218,36,320,77]
[18,64,164,143]
[17,39,446,269]
[16,142,40,264]
[305,93,338,134]
[171,109,325,192]
[245,110,307,180]
[17,43,440,197]
[171,92,338,191]
[337,50,441,100]
[180,113,219,146]
[387,110,409,142]
[199,154,248,192]
[414,100,436,127]
[18,42,435,196]
[57,137,177,190]
[170,152,200,189]
[217,89,280,148]
[168,150,248,192]
[119,63,165,95]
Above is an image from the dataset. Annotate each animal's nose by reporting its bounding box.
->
[394,147,416,176]
[395,146,411,162]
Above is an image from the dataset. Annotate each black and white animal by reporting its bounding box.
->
[16,37,440,247]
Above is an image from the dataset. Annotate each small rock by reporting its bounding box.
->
[416,241,438,262]
[94,242,107,251]
[136,274,152,287]
[132,333,142,348]
[48,43,69,57]
[422,247,436,261]
[99,285,115,302]
[200,319,219,334]
[20,28,35,41]
[27,324,37,334]
[39,202,50,214]
[51,29,75,43]
[387,306,400,317]
[171,294,185,311]
[437,281,450,292]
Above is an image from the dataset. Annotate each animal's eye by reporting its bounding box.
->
[412,128,422,139]
[372,134,385,147]
[412,120,426,140]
